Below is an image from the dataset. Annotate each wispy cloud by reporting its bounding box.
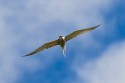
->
[75,40,125,83]
[26,0,113,25]
[0,0,116,83]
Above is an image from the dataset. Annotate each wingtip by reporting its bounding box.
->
[96,24,101,27]
[22,53,32,57]
[22,52,36,57]
[22,55,29,57]
[93,24,101,29]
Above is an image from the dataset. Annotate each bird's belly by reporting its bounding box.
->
[59,39,65,47]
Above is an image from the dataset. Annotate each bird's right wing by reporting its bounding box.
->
[65,25,100,42]
[24,39,59,56]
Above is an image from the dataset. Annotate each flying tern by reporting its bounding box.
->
[24,25,100,57]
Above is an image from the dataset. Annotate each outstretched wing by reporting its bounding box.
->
[24,40,59,56]
[65,25,100,42]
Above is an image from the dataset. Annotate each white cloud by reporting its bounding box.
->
[76,40,125,83]
[0,5,42,83]
[0,0,115,83]
[26,0,112,26]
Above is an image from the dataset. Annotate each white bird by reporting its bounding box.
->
[24,25,100,57]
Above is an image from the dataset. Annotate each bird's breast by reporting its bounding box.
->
[59,37,65,47]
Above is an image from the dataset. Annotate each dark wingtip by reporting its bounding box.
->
[22,53,32,57]
[22,55,29,57]
[93,24,101,30]
[22,52,36,57]
[96,24,101,27]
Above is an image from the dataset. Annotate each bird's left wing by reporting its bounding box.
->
[24,39,59,56]
[65,25,100,42]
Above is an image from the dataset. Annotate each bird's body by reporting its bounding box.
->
[58,36,66,48]
[24,25,100,57]
[58,36,66,57]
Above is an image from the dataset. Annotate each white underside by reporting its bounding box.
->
[62,45,66,58]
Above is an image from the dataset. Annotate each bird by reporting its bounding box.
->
[24,24,100,57]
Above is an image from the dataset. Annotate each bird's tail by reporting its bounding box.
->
[62,46,66,58]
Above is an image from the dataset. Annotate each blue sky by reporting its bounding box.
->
[0,0,125,83]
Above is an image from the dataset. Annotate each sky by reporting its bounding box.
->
[0,0,125,83]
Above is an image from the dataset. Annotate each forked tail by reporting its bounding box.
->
[62,46,66,58]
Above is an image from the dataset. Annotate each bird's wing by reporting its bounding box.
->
[24,39,59,56]
[65,25,100,42]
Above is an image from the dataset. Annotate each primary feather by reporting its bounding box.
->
[65,25,100,42]
[25,40,59,56]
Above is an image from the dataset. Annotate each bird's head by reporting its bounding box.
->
[59,35,63,38]
[59,36,65,40]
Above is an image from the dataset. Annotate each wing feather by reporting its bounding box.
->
[65,25,100,42]
[24,39,59,56]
